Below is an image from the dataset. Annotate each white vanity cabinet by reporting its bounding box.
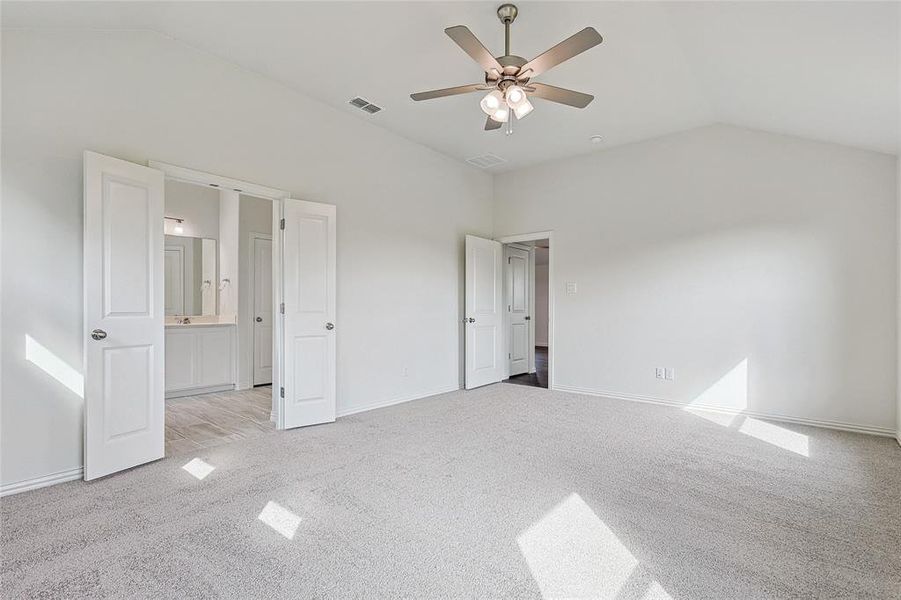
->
[165,324,235,398]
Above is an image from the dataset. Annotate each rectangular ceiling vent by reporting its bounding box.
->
[465,153,507,169]
[349,96,383,115]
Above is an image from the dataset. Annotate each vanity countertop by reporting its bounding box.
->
[165,316,236,329]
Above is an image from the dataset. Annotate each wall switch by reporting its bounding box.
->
[664,368,675,381]
[655,367,665,379]
[566,282,578,295]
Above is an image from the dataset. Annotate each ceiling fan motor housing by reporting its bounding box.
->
[485,55,529,89]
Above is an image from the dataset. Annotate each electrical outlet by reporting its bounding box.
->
[402,366,408,377]
[655,367,665,379]
[565,282,578,295]
[664,367,675,381]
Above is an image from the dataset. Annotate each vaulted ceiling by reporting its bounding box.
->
[4,1,898,170]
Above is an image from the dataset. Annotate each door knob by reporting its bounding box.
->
[467,317,475,323]
[325,322,335,330]
[255,316,263,322]
[524,316,531,321]
[91,329,107,341]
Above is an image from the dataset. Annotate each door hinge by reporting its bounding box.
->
[508,257,511,264]
[508,353,512,359]
[280,387,285,398]
[280,302,285,314]
[280,218,285,230]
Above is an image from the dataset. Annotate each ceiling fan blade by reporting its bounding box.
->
[485,116,502,131]
[528,83,594,108]
[445,25,503,74]
[518,27,603,79]
[410,84,486,101]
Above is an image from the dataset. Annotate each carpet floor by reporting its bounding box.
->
[2,385,899,599]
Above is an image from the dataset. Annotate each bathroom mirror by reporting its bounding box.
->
[164,235,218,316]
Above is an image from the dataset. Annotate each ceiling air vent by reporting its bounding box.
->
[349,96,383,115]
[465,153,507,169]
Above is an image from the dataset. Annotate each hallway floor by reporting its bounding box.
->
[504,346,548,389]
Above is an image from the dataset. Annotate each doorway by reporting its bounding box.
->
[503,238,549,389]
[161,183,279,456]
[463,232,553,391]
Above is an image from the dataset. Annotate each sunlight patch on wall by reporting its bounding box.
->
[25,334,84,398]
[182,458,215,480]
[517,493,639,599]
[258,501,302,540]
[683,358,748,426]
[738,417,809,457]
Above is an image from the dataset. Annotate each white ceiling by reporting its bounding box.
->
[4,1,898,171]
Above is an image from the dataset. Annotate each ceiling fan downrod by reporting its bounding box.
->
[497,3,518,57]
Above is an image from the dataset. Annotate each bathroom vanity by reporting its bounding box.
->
[165,317,236,398]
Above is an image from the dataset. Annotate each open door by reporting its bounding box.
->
[505,244,531,377]
[83,151,165,480]
[280,199,336,429]
[465,235,505,389]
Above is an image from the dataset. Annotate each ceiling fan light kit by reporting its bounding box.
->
[411,3,603,135]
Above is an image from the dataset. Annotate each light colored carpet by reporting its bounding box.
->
[2,385,899,599]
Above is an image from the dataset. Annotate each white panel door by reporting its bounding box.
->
[282,199,336,429]
[83,151,165,480]
[505,245,531,376]
[164,246,184,315]
[253,236,273,385]
[465,235,504,389]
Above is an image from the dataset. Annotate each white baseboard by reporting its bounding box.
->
[165,383,234,399]
[1,467,83,498]
[552,384,896,438]
[337,384,460,418]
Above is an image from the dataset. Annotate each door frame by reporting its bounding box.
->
[148,160,289,428]
[495,231,554,390]
[248,231,273,387]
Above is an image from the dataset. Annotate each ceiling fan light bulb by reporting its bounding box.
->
[480,90,504,115]
[513,98,534,120]
[491,106,509,123]
[505,85,526,108]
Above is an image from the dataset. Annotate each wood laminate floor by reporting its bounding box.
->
[504,346,548,388]
[165,386,275,456]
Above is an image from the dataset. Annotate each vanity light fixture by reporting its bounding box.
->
[165,216,184,234]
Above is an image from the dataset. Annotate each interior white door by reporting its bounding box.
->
[164,246,185,315]
[281,199,336,429]
[465,234,505,389]
[505,245,531,376]
[253,236,273,385]
[83,151,165,480]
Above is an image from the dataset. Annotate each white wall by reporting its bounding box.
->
[163,180,220,238]
[237,195,273,390]
[494,124,898,433]
[534,248,549,347]
[218,190,240,319]
[0,29,492,489]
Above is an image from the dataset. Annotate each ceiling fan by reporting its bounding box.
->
[410,3,603,135]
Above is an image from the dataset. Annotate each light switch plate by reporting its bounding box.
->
[565,282,578,295]
[664,368,675,381]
